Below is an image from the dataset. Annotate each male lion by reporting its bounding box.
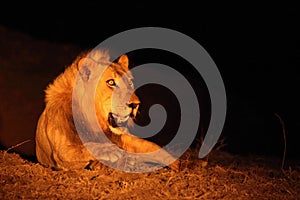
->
[35,49,180,171]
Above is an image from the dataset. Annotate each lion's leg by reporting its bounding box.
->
[119,134,180,171]
[48,136,180,171]
[51,144,96,170]
[119,134,160,152]
[53,143,124,170]
[36,113,96,170]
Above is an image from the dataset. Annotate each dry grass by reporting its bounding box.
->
[1,149,299,199]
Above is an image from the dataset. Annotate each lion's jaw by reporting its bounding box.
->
[107,107,137,134]
[108,112,130,128]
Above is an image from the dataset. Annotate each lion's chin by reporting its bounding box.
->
[108,112,130,134]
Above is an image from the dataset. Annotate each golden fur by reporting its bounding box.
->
[35,50,180,171]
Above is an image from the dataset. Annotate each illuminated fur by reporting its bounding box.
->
[35,50,180,170]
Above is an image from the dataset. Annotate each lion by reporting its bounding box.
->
[35,49,180,171]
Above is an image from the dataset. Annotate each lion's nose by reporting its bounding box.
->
[127,103,139,109]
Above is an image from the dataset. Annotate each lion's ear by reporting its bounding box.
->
[117,55,129,69]
[78,58,93,81]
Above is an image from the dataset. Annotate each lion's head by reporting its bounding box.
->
[76,50,140,136]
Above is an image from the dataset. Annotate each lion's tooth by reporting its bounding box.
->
[124,115,129,121]
[112,113,119,119]
[119,115,130,123]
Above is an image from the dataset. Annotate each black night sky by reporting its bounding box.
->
[0,3,299,160]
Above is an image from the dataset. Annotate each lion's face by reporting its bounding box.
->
[94,55,140,134]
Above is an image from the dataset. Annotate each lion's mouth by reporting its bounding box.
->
[108,112,130,128]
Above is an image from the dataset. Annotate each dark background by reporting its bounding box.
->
[0,3,299,160]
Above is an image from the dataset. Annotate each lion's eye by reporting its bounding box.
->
[106,79,116,87]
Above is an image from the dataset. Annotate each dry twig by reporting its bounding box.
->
[3,139,31,158]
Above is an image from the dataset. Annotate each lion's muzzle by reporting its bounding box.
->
[108,102,139,128]
[108,113,130,128]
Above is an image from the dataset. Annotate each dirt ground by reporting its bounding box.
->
[0,26,300,199]
[1,149,299,199]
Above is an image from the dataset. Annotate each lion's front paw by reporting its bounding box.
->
[84,142,122,163]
